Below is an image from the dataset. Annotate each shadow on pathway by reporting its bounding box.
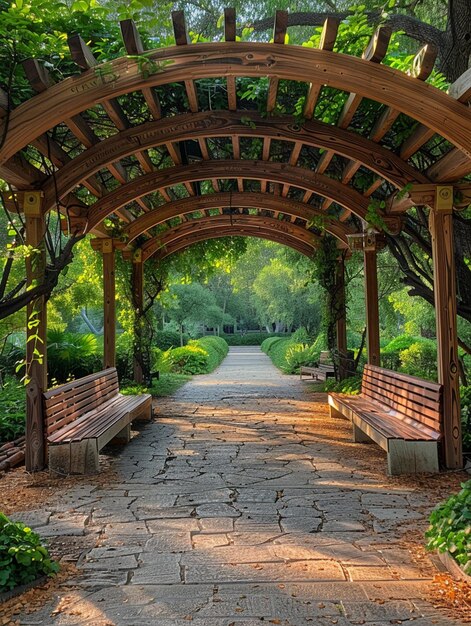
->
[17,346,468,625]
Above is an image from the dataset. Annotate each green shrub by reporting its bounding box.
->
[312,332,328,352]
[47,331,101,384]
[382,334,423,370]
[284,342,320,374]
[190,336,229,371]
[154,330,188,350]
[399,339,437,381]
[291,327,310,343]
[323,376,362,395]
[116,333,133,381]
[425,480,471,575]
[0,513,59,592]
[0,378,26,443]
[261,336,285,354]
[168,345,209,375]
[262,337,293,370]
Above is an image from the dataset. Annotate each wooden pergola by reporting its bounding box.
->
[0,9,470,472]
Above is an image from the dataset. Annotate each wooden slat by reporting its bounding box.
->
[171,12,199,112]
[363,370,441,403]
[224,8,236,41]
[225,9,237,110]
[44,368,117,400]
[266,10,288,113]
[172,10,189,45]
[426,148,471,183]
[289,142,302,166]
[303,18,339,118]
[365,364,441,396]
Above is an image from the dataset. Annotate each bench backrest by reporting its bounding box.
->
[361,365,442,434]
[44,368,120,436]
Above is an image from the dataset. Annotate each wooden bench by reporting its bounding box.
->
[328,364,442,475]
[45,368,152,475]
[300,351,335,381]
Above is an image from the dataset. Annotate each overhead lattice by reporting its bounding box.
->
[1,8,471,258]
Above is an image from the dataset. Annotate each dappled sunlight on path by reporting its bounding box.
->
[14,347,468,625]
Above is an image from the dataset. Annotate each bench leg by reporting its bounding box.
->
[133,398,152,422]
[49,440,99,475]
[352,423,373,443]
[49,444,71,475]
[387,440,439,475]
[328,397,345,420]
[110,423,131,445]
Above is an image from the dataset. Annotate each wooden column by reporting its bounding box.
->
[132,249,144,384]
[429,186,462,469]
[336,257,348,379]
[24,191,47,472]
[364,239,380,366]
[101,239,116,369]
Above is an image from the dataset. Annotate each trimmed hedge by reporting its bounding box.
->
[168,337,229,375]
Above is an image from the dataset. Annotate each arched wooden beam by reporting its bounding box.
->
[40,111,427,206]
[2,43,471,166]
[153,229,316,260]
[122,192,352,247]
[85,160,401,232]
[140,215,321,261]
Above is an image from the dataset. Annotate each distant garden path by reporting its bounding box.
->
[17,346,466,625]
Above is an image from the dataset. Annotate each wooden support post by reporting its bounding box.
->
[336,258,348,379]
[132,249,144,384]
[102,239,116,369]
[364,239,380,367]
[429,187,462,469]
[24,191,47,472]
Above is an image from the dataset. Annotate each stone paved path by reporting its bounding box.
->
[17,347,467,625]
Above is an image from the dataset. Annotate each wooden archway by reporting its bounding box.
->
[1,7,468,472]
[138,214,323,261]
[123,193,352,247]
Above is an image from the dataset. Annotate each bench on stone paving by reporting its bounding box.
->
[300,351,335,381]
[45,368,152,475]
[328,364,442,475]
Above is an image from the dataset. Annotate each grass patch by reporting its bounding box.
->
[121,372,190,398]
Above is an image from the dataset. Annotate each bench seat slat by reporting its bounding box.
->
[47,395,149,443]
[362,371,441,409]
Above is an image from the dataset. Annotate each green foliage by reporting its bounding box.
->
[47,331,101,384]
[0,377,25,443]
[461,386,471,453]
[323,376,362,395]
[425,481,471,575]
[284,343,320,374]
[0,513,59,592]
[167,337,228,375]
[399,339,437,381]
[261,336,286,355]
[154,330,187,350]
[291,327,311,343]
[382,334,424,370]
[167,344,208,375]
[121,372,190,398]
